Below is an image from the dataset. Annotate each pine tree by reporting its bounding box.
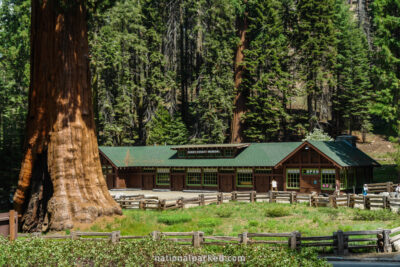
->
[370,0,400,136]
[332,0,372,135]
[146,106,189,145]
[0,0,30,188]
[296,0,337,129]
[242,0,291,142]
[90,0,177,145]
[189,0,236,143]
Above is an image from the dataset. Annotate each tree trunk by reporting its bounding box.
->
[231,1,248,144]
[13,0,121,232]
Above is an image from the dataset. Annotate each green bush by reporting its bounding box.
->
[265,207,291,217]
[198,218,221,227]
[157,214,192,225]
[248,220,259,227]
[353,209,398,221]
[215,209,233,218]
[0,237,328,266]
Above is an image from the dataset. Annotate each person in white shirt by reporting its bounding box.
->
[395,184,400,198]
[271,178,277,192]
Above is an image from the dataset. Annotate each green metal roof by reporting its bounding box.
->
[308,140,380,167]
[99,141,379,168]
[99,142,301,168]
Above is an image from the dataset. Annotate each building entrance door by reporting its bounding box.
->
[142,174,154,190]
[255,175,269,192]
[219,174,234,192]
[171,174,184,191]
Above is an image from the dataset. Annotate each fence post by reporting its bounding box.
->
[289,231,298,249]
[139,200,145,210]
[329,195,336,208]
[383,230,392,253]
[383,196,388,209]
[192,231,201,248]
[290,192,295,204]
[232,192,237,201]
[111,231,120,243]
[346,194,351,207]
[239,232,248,245]
[218,193,223,205]
[335,230,345,256]
[9,210,17,241]
[71,231,78,240]
[377,229,384,252]
[199,194,205,206]
[151,231,161,241]
[387,182,392,193]
[250,191,255,203]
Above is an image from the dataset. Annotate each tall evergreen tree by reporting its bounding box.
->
[332,0,372,136]
[242,0,291,142]
[90,0,177,145]
[0,0,30,188]
[371,0,400,135]
[189,0,236,143]
[146,106,188,145]
[296,0,336,129]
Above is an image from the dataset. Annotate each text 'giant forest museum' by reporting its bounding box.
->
[99,138,379,194]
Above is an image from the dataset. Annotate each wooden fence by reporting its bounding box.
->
[366,182,397,193]
[0,210,17,241]
[113,190,400,212]
[16,226,400,255]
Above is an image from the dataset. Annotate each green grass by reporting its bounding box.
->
[83,202,400,237]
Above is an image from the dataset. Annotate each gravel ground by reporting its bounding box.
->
[109,189,216,200]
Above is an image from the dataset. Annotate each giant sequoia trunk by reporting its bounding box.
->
[13,0,121,232]
[230,2,248,144]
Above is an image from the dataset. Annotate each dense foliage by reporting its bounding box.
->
[1,0,400,189]
[0,237,329,266]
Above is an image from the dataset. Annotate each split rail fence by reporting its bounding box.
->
[0,210,17,241]
[113,190,400,212]
[16,226,400,256]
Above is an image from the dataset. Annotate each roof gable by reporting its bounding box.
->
[307,140,380,167]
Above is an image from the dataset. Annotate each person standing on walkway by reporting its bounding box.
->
[395,184,400,198]
[271,178,278,192]
[363,184,368,196]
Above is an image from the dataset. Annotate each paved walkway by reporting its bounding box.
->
[109,189,215,200]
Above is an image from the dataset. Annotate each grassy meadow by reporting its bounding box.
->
[81,202,400,237]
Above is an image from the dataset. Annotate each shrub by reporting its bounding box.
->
[353,209,398,221]
[248,220,259,227]
[216,209,233,218]
[157,214,192,225]
[198,218,221,227]
[265,207,291,217]
[0,237,329,266]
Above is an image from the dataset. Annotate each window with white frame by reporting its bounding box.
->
[321,169,336,190]
[286,169,300,189]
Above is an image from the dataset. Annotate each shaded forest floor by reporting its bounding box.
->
[353,132,398,183]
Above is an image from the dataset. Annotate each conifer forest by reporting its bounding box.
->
[1,0,400,189]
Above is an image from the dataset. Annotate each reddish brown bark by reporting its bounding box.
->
[230,3,248,144]
[14,0,121,232]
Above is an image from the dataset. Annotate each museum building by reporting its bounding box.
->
[99,138,379,193]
